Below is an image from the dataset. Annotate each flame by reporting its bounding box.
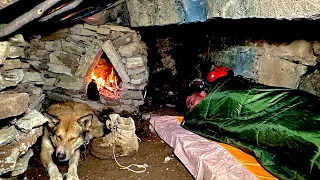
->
[90,65,120,99]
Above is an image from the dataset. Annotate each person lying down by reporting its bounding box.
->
[182,68,320,180]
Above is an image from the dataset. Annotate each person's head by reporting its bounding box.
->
[185,91,207,110]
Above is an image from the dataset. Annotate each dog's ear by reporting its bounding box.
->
[44,113,60,129]
[78,114,93,131]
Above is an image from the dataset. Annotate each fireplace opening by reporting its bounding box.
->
[86,53,122,101]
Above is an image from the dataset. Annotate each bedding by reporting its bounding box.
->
[182,76,320,179]
[150,115,277,180]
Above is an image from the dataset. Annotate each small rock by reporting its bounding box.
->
[97,27,111,35]
[132,100,144,106]
[113,33,134,47]
[46,92,73,102]
[2,69,24,83]
[126,56,145,69]
[30,39,45,49]
[122,83,146,90]
[8,46,25,58]
[0,41,10,64]
[70,27,98,37]
[142,113,151,121]
[44,40,62,51]
[120,99,132,105]
[83,24,98,31]
[55,75,84,90]
[9,34,30,47]
[0,59,29,70]
[127,66,146,76]
[49,51,80,72]
[106,31,125,40]
[0,126,19,146]
[66,34,93,45]
[47,63,72,76]
[35,49,49,56]
[22,71,43,85]
[163,156,173,163]
[120,90,143,100]
[130,73,145,85]
[118,42,142,58]
[14,109,48,132]
[11,149,34,176]
[27,60,41,69]
[61,40,86,56]
[42,77,56,87]
[14,83,45,110]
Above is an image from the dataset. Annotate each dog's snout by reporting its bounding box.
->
[56,145,67,161]
[56,151,66,160]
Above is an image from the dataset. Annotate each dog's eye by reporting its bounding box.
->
[56,135,62,140]
[70,136,79,140]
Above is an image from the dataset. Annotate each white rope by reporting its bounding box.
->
[111,123,147,174]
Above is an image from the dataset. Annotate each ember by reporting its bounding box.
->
[90,58,121,99]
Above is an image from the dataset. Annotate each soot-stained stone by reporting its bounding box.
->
[86,81,100,101]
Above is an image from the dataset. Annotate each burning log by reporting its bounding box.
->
[90,58,121,99]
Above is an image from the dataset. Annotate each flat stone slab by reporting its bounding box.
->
[102,41,130,83]
[14,109,48,132]
[0,93,29,120]
[0,126,19,146]
[258,55,307,88]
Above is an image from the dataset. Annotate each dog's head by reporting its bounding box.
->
[44,102,104,161]
[44,113,92,161]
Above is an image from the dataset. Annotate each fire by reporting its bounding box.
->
[90,59,121,99]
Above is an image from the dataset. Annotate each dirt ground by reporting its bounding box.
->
[17,108,194,180]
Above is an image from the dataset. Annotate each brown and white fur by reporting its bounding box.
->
[40,102,104,180]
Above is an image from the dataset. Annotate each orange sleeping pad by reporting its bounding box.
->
[173,116,277,180]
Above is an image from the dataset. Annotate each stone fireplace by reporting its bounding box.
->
[27,24,149,113]
[0,24,149,176]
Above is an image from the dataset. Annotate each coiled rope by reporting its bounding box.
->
[112,123,148,173]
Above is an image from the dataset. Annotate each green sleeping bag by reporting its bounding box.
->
[182,76,320,179]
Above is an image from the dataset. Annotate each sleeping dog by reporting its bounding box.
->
[41,102,104,180]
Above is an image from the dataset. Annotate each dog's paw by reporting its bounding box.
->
[66,173,80,180]
[49,173,63,180]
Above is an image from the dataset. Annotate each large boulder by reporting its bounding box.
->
[126,0,320,27]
